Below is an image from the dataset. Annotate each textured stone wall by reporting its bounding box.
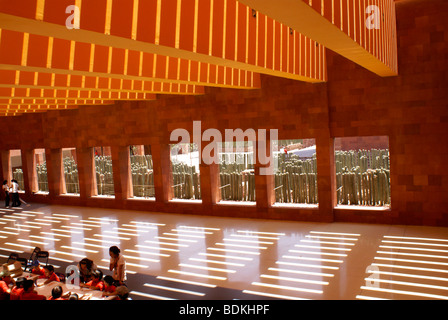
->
[0,0,446,226]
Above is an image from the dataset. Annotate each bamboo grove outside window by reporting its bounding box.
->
[273,139,318,205]
[129,145,155,199]
[62,148,80,195]
[334,136,390,207]
[34,149,48,193]
[10,149,24,191]
[94,147,114,197]
[170,143,201,200]
[218,141,255,203]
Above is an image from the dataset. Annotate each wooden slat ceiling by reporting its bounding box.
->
[0,0,397,117]
[238,0,398,76]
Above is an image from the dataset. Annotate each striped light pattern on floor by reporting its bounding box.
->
[357,235,448,300]
[243,230,361,300]
[0,206,447,300]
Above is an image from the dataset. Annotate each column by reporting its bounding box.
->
[21,149,37,194]
[152,143,172,203]
[46,148,64,196]
[77,147,96,199]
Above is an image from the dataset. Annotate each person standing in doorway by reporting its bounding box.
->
[10,180,20,207]
[2,181,10,208]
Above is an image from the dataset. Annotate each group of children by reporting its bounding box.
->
[0,258,129,300]
[0,268,48,300]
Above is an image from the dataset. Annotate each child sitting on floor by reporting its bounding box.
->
[39,265,60,286]
[0,270,14,287]
[20,280,46,300]
[115,286,130,300]
[10,277,25,300]
[0,273,10,300]
[68,293,79,300]
[30,260,46,278]
[80,269,104,291]
[48,285,66,300]
[102,275,117,297]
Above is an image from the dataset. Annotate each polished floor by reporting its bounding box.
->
[0,203,447,300]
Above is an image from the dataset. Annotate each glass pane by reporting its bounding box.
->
[130,145,154,199]
[94,147,114,197]
[218,141,255,202]
[35,149,48,193]
[334,136,390,207]
[11,150,24,190]
[170,143,201,200]
[273,139,318,205]
[62,148,80,195]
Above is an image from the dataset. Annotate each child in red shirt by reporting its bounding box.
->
[102,275,117,297]
[80,270,104,291]
[0,270,12,300]
[20,280,46,300]
[0,279,9,300]
[0,270,14,287]
[39,265,60,286]
[31,260,46,278]
[10,277,26,300]
[47,285,66,300]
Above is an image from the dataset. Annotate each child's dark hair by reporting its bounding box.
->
[51,286,63,299]
[116,286,129,300]
[43,265,55,273]
[15,277,26,288]
[68,293,79,300]
[79,258,94,270]
[23,279,35,291]
[103,275,114,286]
[109,246,120,255]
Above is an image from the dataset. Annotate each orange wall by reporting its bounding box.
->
[0,0,447,227]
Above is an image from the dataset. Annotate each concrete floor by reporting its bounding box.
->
[1,203,447,300]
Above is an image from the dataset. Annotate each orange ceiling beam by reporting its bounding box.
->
[0,104,80,117]
[0,86,158,101]
[0,69,203,97]
[0,29,260,89]
[238,0,398,76]
[0,98,114,105]
[0,0,326,83]
[0,83,201,98]
[0,104,79,110]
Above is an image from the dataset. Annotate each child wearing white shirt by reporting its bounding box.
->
[10,180,20,207]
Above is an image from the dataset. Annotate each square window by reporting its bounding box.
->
[129,145,155,200]
[34,148,48,194]
[170,143,201,201]
[273,139,318,206]
[94,146,115,197]
[218,141,255,203]
[62,148,80,195]
[334,136,390,208]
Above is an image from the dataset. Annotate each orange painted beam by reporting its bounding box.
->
[0,87,157,101]
[0,29,260,89]
[0,105,79,111]
[0,113,22,117]
[238,0,398,76]
[0,98,114,105]
[0,104,79,117]
[0,0,326,83]
[0,70,204,97]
